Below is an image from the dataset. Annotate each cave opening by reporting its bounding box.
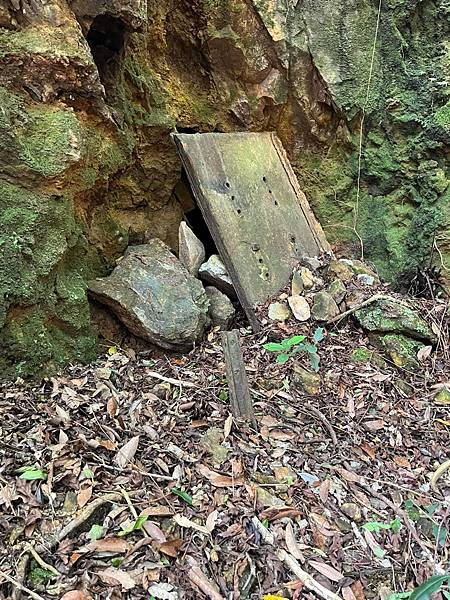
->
[86,14,126,90]
[173,170,217,259]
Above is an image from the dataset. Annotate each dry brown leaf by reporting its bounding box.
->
[60,592,92,600]
[77,485,92,508]
[285,522,304,562]
[342,586,358,600]
[86,537,130,553]
[143,520,167,542]
[206,510,220,533]
[260,507,302,521]
[158,539,183,558]
[319,479,330,503]
[115,435,139,468]
[393,456,411,469]
[98,567,136,590]
[309,560,344,582]
[360,442,376,460]
[140,506,174,518]
[364,420,385,431]
[107,397,118,418]
[351,580,366,600]
[335,467,360,483]
[197,464,244,488]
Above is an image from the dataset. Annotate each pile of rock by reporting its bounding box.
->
[89,223,236,351]
[266,255,436,369]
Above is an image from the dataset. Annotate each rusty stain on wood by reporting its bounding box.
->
[173,132,330,329]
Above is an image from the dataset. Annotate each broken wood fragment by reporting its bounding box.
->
[221,330,255,426]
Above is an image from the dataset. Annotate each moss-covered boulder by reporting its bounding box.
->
[354,297,435,343]
[371,334,424,370]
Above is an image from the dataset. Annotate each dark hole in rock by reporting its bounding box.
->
[86,15,126,89]
[176,126,200,133]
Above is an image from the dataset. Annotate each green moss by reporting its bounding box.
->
[434,102,450,129]
[372,333,423,370]
[0,25,87,59]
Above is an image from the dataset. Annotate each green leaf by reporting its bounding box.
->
[442,591,450,600]
[282,335,306,349]
[387,593,412,600]
[218,389,228,402]
[276,353,290,365]
[301,343,318,354]
[83,467,95,480]
[373,545,386,558]
[363,521,393,533]
[19,468,46,481]
[309,352,320,372]
[171,488,193,506]
[432,523,447,547]
[262,519,269,529]
[111,558,121,568]
[263,342,285,352]
[390,518,402,534]
[425,503,440,516]
[118,515,149,537]
[409,575,450,600]
[89,524,104,541]
[30,567,56,585]
[404,499,421,522]
[313,327,325,343]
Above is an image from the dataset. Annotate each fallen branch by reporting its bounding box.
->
[303,403,338,447]
[26,545,59,576]
[0,571,46,600]
[327,293,385,324]
[186,557,225,600]
[35,493,121,555]
[252,517,343,600]
[142,368,198,388]
[431,459,450,493]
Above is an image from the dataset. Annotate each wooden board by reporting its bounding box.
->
[173,132,331,330]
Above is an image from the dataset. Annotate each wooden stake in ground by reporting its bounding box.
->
[221,330,256,426]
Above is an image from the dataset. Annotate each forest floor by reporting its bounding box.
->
[1,294,449,600]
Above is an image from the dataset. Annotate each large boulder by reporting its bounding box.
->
[354,297,435,343]
[89,240,210,350]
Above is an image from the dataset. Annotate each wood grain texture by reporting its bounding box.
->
[173,132,330,329]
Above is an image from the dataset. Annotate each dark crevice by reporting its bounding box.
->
[86,14,126,92]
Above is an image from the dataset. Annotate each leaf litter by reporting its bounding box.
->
[0,294,449,600]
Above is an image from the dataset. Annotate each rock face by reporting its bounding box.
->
[89,240,209,350]
[311,292,340,321]
[1,0,448,377]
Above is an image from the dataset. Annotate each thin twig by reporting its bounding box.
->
[26,545,59,577]
[327,293,386,324]
[120,488,150,538]
[0,572,46,600]
[252,517,344,600]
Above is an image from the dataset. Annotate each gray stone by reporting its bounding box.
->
[205,286,235,330]
[292,365,321,395]
[357,273,375,286]
[199,254,235,297]
[178,221,205,276]
[327,278,347,304]
[299,266,316,289]
[311,291,340,321]
[288,295,311,321]
[89,240,210,351]
[292,271,304,295]
[268,302,290,322]
[327,259,354,283]
[303,256,322,271]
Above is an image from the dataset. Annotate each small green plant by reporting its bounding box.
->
[363,518,402,534]
[16,466,47,481]
[263,327,325,371]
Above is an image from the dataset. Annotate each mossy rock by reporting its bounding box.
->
[350,347,388,369]
[354,297,435,343]
[371,333,423,370]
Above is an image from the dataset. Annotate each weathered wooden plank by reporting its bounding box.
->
[173,132,330,329]
[221,329,255,425]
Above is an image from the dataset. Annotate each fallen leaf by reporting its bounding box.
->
[285,522,304,561]
[360,442,376,460]
[223,414,233,440]
[107,397,118,418]
[86,537,130,553]
[158,539,183,557]
[364,419,385,431]
[60,592,92,600]
[309,560,344,582]
[115,436,139,468]
[197,464,244,487]
[206,510,220,533]
[148,582,178,599]
[174,514,210,536]
[417,345,432,362]
[335,467,360,483]
[342,586,358,600]
[77,485,92,508]
[98,567,136,590]
[393,456,411,469]
[140,506,174,517]
[260,507,302,521]
[319,479,330,503]
[143,521,167,542]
